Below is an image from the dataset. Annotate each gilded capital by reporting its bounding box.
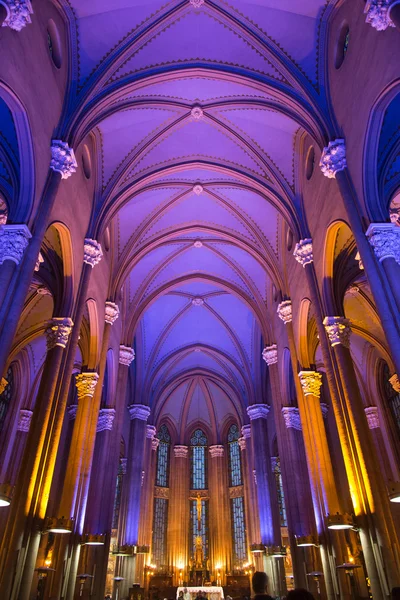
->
[389,373,400,393]
[128,404,151,421]
[75,372,99,399]
[323,316,351,348]
[364,0,395,30]
[319,139,347,179]
[293,238,313,267]
[366,223,400,263]
[247,404,270,420]
[364,406,380,429]
[174,445,189,458]
[45,317,74,350]
[119,345,135,366]
[97,408,116,432]
[281,406,302,430]
[262,344,278,366]
[50,140,77,179]
[277,300,292,324]
[0,0,33,32]
[298,370,322,398]
[209,445,224,458]
[17,409,33,432]
[0,224,31,265]
[83,238,103,267]
[105,301,120,325]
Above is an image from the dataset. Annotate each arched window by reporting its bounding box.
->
[0,364,14,432]
[272,456,287,527]
[228,423,242,487]
[190,428,207,490]
[156,424,171,487]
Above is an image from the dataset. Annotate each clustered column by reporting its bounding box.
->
[168,445,189,584]
[208,445,232,581]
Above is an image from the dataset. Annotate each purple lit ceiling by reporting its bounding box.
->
[69,0,334,440]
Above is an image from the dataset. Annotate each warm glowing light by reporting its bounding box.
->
[326,513,354,530]
[44,559,52,567]
[0,483,13,507]
[46,517,73,534]
[296,535,319,548]
[84,534,105,546]
[388,481,400,503]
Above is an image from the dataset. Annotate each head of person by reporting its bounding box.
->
[184,589,188,594]
[287,589,316,600]
[252,571,269,595]
[179,592,184,597]
[392,589,400,600]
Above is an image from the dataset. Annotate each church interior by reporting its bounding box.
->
[0,1,400,599]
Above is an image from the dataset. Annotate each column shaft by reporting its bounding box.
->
[167,447,189,584]
[208,447,231,581]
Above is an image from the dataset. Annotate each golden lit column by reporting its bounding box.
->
[364,407,396,483]
[240,425,261,562]
[208,445,232,582]
[167,445,189,584]
[238,433,255,563]
[323,317,400,591]
[0,317,73,600]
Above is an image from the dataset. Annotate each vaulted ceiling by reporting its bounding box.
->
[61,0,337,439]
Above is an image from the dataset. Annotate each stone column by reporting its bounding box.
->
[208,445,231,581]
[365,223,400,312]
[0,0,33,31]
[168,446,189,584]
[0,224,31,308]
[263,341,316,590]
[246,404,282,596]
[0,317,73,600]
[0,141,77,379]
[323,317,400,592]
[364,407,396,483]
[319,138,400,378]
[238,432,256,561]
[118,404,151,598]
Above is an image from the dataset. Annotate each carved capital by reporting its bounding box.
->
[277,300,292,324]
[365,0,395,30]
[119,345,135,366]
[68,404,78,420]
[0,377,8,394]
[209,445,224,458]
[389,373,400,393]
[45,317,74,350]
[128,404,151,422]
[1,0,33,32]
[152,437,160,451]
[104,301,120,325]
[75,372,99,399]
[146,425,157,439]
[0,224,31,265]
[262,344,278,365]
[193,184,203,195]
[365,406,380,429]
[298,370,322,398]
[83,238,103,268]
[323,316,352,347]
[238,437,246,451]
[241,424,251,439]
[120,457,127,474]
[174,445,189,458]
[293,238,313,267]
[35,251,44,272]
[50,140,77,179]
[366,223,400,263]
[191,106,204,120]
[17,409,33,432]
[247,404,270,420]
[281,406,302,430]
[97,408,116,432]
[319,139,347,179]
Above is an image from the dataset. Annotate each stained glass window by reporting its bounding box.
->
[228,424,242,487]
[156,424,171,487]
[152,498,168,566]
[0,365,14,433]
[190,429,207,490]
[190,499,209,560]
[273,457,287,527]
[112,461,124,529]
[231,496,247,562]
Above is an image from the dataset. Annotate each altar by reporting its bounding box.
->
[176,587,224,600]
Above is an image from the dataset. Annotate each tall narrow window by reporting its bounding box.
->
[190,429,207,490]
[0,365,14,433]
[272,456,287,527]
[231,496,247,562]
[156,424,171,487]
[190,498,209,561]
[112,460,124,530]
[228,423,242,487]
[152,497,168,566]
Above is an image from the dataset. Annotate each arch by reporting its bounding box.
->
[86,298,100,369]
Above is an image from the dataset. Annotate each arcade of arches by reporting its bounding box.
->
[0,1,400,599]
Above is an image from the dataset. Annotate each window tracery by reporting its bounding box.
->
[156,424,171,488]
[190,428,207,490]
